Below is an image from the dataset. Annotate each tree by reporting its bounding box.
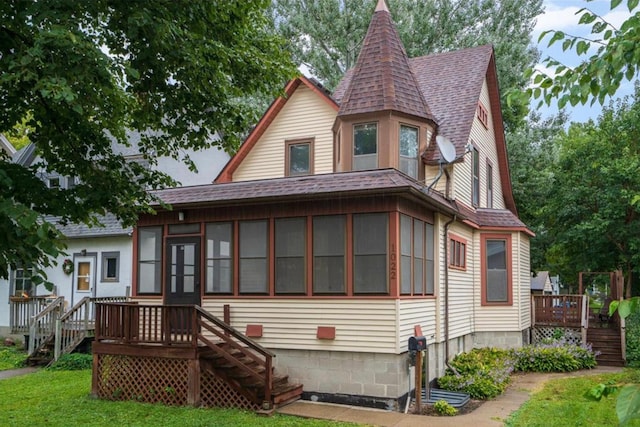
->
[271,0,543,131]
[0,1,297,282]
[506,111,566,273]
[544,87,640,298]
[528,0,640,109]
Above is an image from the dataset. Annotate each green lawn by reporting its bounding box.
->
[506,369,640,427]
[0,369,360,427]
[0,346,27,371]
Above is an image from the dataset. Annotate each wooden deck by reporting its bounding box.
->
[531,295,585,328]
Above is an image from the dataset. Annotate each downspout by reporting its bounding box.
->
[444,213,457,373]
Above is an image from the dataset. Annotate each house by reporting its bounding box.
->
[116,0,533,410]
[0,136,229,338]
[531,271,553,295]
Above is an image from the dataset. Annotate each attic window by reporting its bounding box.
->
[477,102,489,128]
[48,177,60,188]
[285,138,314,176]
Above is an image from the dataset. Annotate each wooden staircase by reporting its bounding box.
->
[587,324,625,367]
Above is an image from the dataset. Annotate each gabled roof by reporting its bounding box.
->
[155,168,458,215]
[457,204,534,236]
[12,142,37,166]
[45,214,131,239]
[337,0,433,120]
[531,271,551,291]
[334,44,518,216]
[215,76,339,183]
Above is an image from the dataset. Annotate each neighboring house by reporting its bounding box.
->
[0,138,229,336]
[531,271,553,295]
[551,274,561,295]
[129,1,533,409]
[0,134,16,157]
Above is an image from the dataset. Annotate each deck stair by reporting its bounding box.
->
[587,325,624,367]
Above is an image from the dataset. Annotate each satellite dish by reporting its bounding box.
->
[436,135,456,163]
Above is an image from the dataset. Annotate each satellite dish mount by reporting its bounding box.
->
[426,135,456,193]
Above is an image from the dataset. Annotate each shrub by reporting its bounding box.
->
[432,399,457,416]
[511,339,597,372]
[47,353,92,371]
[437,348,514,400]
[0,345,27,370]
[626,310,640,368]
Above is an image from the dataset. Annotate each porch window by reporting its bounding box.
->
[239,220,268,294]
[206,222,232,293]
[137,226,162,294]
[487,162,493,208]
[399,125,418,178]
[353,213,387,294]
[285,139,313,176]
[353,123,377,170]
[275,217,306,294]
[426,223,434,294]
[400,216,435,296]
[481,234,512,305]
[101,252,120,282]
[472,146,480,206]
[449,235,466,269]
[400,215,412,294]
[313,215,345,294]
[12,266,33,297]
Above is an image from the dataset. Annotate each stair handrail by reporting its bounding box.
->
[28,296,64,357]
[195,306,275,407]
[55,296,131,360]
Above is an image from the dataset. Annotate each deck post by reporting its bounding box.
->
[91,352,100,397]
[54,318,62,361]
[187,358,201,407]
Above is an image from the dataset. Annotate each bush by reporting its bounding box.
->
[432,399,457,416]
[511,339,598,372]
[437,348,513,400]
[47,353,92,371]
[0,345,27,370]
[626,310,640,368]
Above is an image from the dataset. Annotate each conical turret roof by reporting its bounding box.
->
[338,0,433,120]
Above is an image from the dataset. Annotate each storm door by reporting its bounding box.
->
[165,237,201,306]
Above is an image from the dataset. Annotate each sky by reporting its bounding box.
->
[534,0,636,123]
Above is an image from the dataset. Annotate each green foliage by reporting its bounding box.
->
[432,399,458,416]
[0,1,297,280]
[626,310,640,367]
[0,345,27,370]
[271,0,543,131]
[618,384,640,425]
[437,348,513,400]
[529,0,640,108]
[46,353,92,371]
[511,342,597,372]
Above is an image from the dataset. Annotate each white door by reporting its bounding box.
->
[73,256,96,305]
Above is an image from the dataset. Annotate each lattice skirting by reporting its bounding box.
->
[532,326,583,345]
[95,353,259,410]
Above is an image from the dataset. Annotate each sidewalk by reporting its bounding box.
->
[277,366,623,426]
[0,367,38,380]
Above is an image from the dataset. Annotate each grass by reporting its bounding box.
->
[506,369,640,427]
[0,346,27,371]
[0,369,362,427]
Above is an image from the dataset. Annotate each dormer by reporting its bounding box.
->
[333,0,436,181]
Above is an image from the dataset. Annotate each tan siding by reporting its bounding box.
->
[234,86,336,181]
[201,299,398,353]
[398,299,437,350]
[518,234,532,329]
[445,224,475,339]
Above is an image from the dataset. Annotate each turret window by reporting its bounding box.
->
[399,125,418,178]
[353,123,377,170]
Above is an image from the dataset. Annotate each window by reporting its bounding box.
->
[137,226,162,294]
[12,266,33,297]
[353,213,387,294]
[472,146,480,206]
[400,215,435,296]
[487,162,493,208]
[286,139,313,176]
[353,123,377,170]
[206,222,232,293]
[76,261,91,291]
[67,177,77,189]
[239,220,268,294]
[101,252,120,282]
[399,125,419,178]
[477,102,488,128]
[48,177,60,188]
[313,215,345,294]
[481,234,512,305]
[275,218,306,294]
[449,235,466,269]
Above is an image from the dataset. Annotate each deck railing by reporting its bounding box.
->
[95,303,275,407]
[532,294,585,328]
[9,296,51,334]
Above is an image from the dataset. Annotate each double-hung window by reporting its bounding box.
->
[399,125,419,178]
[353,123,377,170]
[472,146,480,206]
[12,265,33,297]
[206,222,233,293]
[137,227,162,294]
[286,139,313,176]
[481,234,512,305]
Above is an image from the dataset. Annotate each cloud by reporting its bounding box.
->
[534,3,582,35]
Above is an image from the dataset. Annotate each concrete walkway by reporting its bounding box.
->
[0,367,39,380]
[277,366,623,426]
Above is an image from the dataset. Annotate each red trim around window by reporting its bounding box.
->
[448,234,467,271]
[480,233,513,306]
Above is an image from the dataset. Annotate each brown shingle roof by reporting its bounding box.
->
[337,2,433,120]
[457,204,534,236]
[153,169,457,214]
